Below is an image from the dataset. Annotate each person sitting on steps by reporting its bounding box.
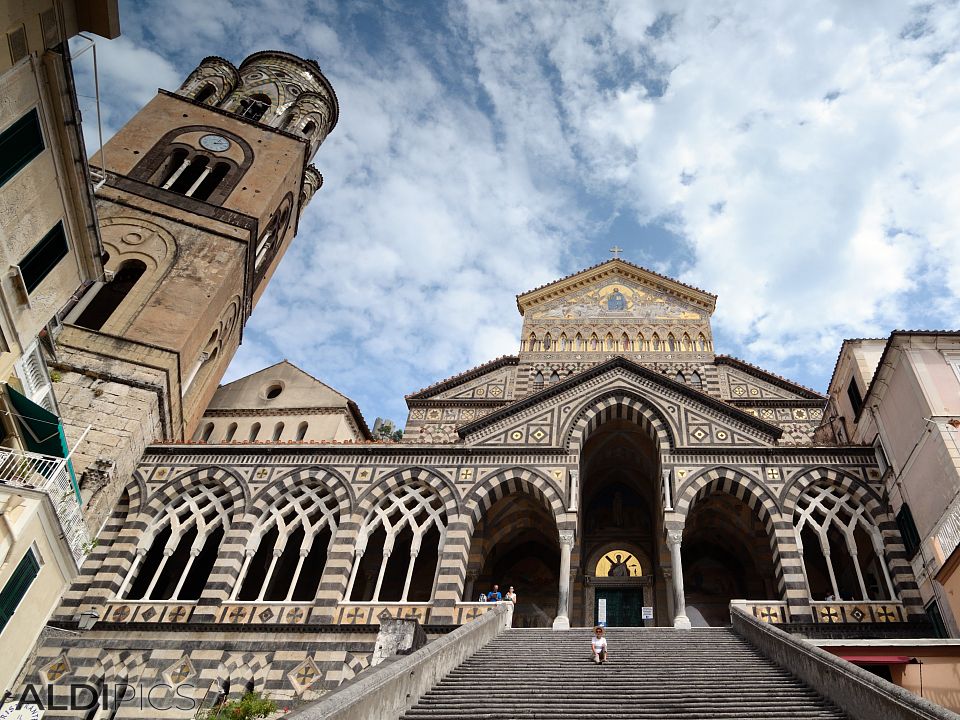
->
[592,626,608,664]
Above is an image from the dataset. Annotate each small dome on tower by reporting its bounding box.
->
[217,52,338,151]
[300,165,324,211]
[177,56,240,106]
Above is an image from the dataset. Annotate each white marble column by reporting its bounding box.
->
[667,530,691,629]
[553,530,575,629]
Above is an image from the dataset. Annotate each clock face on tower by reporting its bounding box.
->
[199,134,231,152]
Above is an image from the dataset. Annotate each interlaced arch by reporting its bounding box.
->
[233,480,340,602]
[794,482,896,601]
[347,481,448,602]
[120,476,237,601]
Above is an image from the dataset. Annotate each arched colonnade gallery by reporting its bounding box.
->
[64,388,921,631]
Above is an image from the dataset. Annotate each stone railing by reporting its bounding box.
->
[731,599,908,625]
[332,602,434,625]
[809,601,907,624]
[0,446,88,563]
[285,603,513,720]
[730,599,792,624]
[731,604,955,720]
[103,601,196,624]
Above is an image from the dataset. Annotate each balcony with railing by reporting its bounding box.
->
[0,446,89,563]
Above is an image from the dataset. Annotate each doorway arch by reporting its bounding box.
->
[573,393,668,626]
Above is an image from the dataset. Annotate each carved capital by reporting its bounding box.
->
[558,529,575,546]
[666,529,683,546]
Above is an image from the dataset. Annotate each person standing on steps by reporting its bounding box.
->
[487,584,502,602]
[592,626,608,664]
[505,586,517,603]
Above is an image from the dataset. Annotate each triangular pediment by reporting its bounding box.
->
[517,259,716,319]
[458,357,781,449]
[406,356,518,401]
[211,360,352,410]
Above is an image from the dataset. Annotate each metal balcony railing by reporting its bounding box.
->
[0,446,89,563]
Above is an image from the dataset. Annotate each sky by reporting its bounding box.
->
[71,0,960,426]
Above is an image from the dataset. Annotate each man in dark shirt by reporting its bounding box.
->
[488,584,502,602]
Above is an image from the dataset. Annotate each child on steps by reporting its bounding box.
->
[592,626,608,664]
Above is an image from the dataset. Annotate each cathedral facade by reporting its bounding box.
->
[17,50,930,718]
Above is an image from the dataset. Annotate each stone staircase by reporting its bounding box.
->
[402,627,849,719]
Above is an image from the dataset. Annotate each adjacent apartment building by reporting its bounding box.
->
[0,0,119,696]
[819,331,960,636]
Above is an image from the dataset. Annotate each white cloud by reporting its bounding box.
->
[89,0,960,421]
[459,0,960,382]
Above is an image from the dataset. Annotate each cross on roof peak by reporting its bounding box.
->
[609,245,624,259]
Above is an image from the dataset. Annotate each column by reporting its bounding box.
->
[666,530,691,629]
[553,530,575,630]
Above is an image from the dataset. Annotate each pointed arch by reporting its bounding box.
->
[682,333,692,351]
[356,466,460,518]
[697,333,707,351]
[559,333,568,351]
[604,332,615,351]
[575,333,583,351]
[620,332,631,351]
[543,332,552,351]
[636,332,646,351]
[347,480,449,602]
[667,333,676,352]
[233,474,343,602]
[563,390,674,453]
[784,467,911,607]
[674,466,795,599]
[675,466,780,526]
[589,333,599,351]
[119,468,244,601]
[462,466,567,537]
[651,333,661,351]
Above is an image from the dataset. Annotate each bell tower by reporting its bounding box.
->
[50,52,338,530]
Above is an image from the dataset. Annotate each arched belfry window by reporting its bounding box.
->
[130,127,252,207]
[794,483,897,602]
[237,94,271,122]
[74,259,147,331]
[346,482,447,603]
[119,479,235,601]
[255,194,294,279]
[194,84,217,104]
[233,482,339,602]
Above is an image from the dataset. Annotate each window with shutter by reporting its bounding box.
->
[0,548,41,633]
[0,110,45,188]
[18,221,68,293]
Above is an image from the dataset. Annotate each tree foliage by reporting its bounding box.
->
[199,692,277,720]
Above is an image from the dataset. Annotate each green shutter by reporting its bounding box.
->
[0,549,41,633]
[18,220,68,293]
[0,110,45,187]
